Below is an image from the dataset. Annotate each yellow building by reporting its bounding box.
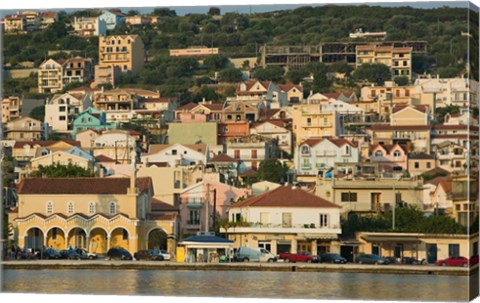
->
[356,45,412,79]
[5,116,44,141]
[98,35,145,75]
[38,58,64,94]
[292,103,338,145]
[11,176,179,255]
[2,96,22,123]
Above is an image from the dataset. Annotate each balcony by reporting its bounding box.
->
[186,200,203,209]
[316,150,336,157]
[221,223,341,236]
[302,122,332,128]
[301,163,312,170]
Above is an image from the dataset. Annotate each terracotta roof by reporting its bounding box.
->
[68,86,100,92]
[300,137,357,148]
[371,125,431,131]
[252,120,287,129]
[200,103,224,111]
[18,177,152,195]
[209,153,236,163]
[278,84,303,92]
[13,140,81,149]
[241,80,270,92]
[370,143,407,154]
[322,93,341,100]
[146,162,169,167]
[177,102,198,111]
[392,105,428,114]
[41,12,57,18]
[230,186,340,209]
[95,155,116,162]
[142,97,175,103]
[239,169,257,177]
[259,108,281,119]
[426,176,453,194]
[147,144,207,156]
[151,198,179,212]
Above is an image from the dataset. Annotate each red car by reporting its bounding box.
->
[278,251,319,263]
[435,256,469,267]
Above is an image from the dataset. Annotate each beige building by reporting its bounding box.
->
[2,96,22,123]
[63,57,94,85]
[72,17,106,37]
[11,176,178,255]
[3,14,26,32]
[407,153,436,177]
[5,117,45,141]
[38,58,64,94]
[390,105,430,126]
[94,65,121,87]
[98,35,145,75]
[356,232,478,264]
[356,45,412,79]
[292,103,338,145]
[169,47,219,57]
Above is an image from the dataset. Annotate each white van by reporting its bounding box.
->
[234,247,277,262]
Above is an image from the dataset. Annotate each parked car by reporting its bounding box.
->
[319,253,347,264]
[76,248,97,260]
[234,247,277,262]
[59,249,85,260]
[355,254,390,265]
[107,247,133,260]
[435,256,469,267]
[42,248,62,260]
[134,250,164,261]
[278,251,319,263]
[157,249,171,261]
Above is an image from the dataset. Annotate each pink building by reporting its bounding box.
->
[369,143,408,172]
[179,174,249,236]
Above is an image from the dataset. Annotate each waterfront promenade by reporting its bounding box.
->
[1,260,475,276]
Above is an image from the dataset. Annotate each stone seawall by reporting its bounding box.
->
[2,260,476,276]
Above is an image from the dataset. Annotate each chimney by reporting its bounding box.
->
[129,166,137,194]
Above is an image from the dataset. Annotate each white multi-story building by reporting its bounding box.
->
[250,121,292,155]
[45,93,92,132]
[414,77,478,108]
[141,144,208,167]
[295,138,359,175]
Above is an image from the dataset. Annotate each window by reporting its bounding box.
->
[395,193,402,204]
[319,214,328,227]
[393,150,401,157]
[234,150,240,159]
[109,202,117,215]
[67,201,75,214]
[307,118,312,125]
[59,116,66,121]
[301,145,310,155]
[260,212,270,225]
[414,162,419,169]
[448,244,460,257]
[251,150,257,159]
[52,228,58,240]
[426,162,431,169]
[88,202,96,214]
[59,106,66,112]
[46,201,54,214]
[341,192,357,202]
[172,149,177,155]
[374,150,383,157]
[189,210,200,224]
[122,229,128,240]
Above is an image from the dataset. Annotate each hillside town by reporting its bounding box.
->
[1,7,478,267]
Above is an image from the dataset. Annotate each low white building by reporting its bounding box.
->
[226,134,278,173]
[223,185,342,255]
[250,121,292,155]
[45,93,92,132]
[295,138,359,175]
[141,144,208,167]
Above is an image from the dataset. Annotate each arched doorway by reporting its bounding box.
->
[25,227,44,250]
[46,227,66,250]
[89,227,108,254]
[147,228,168,250]
[67,228,87,249]
[110,227,129,250]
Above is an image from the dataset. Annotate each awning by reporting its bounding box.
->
[302,233,338,240]
[361,236,421,243]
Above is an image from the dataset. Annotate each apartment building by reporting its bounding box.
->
[292,103,339,145]
[98,35,145,75]
[72,17,107,37]
[414,77,478,108]
[2,96,22,123]
[45,93,92,132]
[63,57,94,84]
[356,45,412,79]
[94,65,121,87]
[38,59,64,94]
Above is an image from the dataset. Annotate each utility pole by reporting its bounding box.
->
[205,183,210,233]
[392,183,396,230]
[212,189,217,233]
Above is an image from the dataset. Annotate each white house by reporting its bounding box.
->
[45,93,92,132]
[98,10,126,30]
[414,77,478,108]
[223,185,342,255]
[250,120,292,155]
[141,144,208,167]
[226,134,278,172]
[93,130,139,163]
[295,138,359,175]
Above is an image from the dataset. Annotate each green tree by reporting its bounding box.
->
[208,7,221,16]
[30,163,95,178]
[286,68,308,84]
[435,105,460,123]
[353,63,391,85]
[127,10,139,16]
[257,159,288,183]
[394,76,409,86]
[194,86,220,102]
[328,62,354,75]
[29,106,45,121]
[253,66,285,82]
[152,8,177,17]
[218,67,243,83]
[203,55,229,69]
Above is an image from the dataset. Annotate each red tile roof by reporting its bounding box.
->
[278,84,303,92]
[369,143,407,154]
[300,137,357,148]
[322,93,341,100]
[426,176,453,194]
[13,140,81,149]
[151,198,179,212]
[200,103,224,111]
[177,102,198,111]
[423,167,450,176]
[147,144,207,156]
[259,108,281,119]
[230,186,340,208]
[209,153,236,163]
[18,177,152,195]
[95,155,117,162]
[392,105,429,114]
